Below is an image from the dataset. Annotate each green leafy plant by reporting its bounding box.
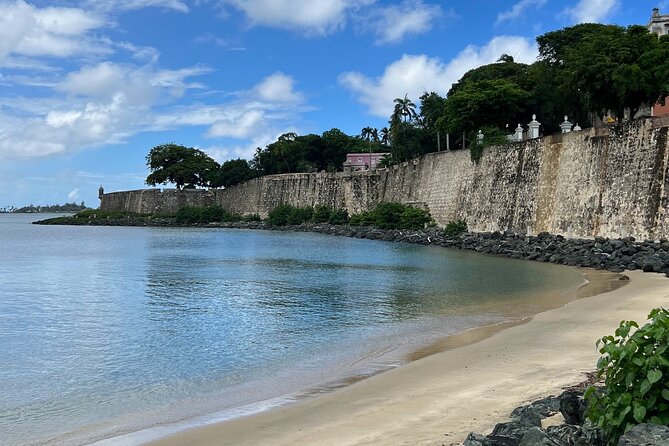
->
[400,207,432,229]
[585,308,669,445]
[444,220,468,236]
[328,209,349,225]
[267,204,313,226]
[372,202,405,229]
[349,211,375,226]
[313,205,333,223]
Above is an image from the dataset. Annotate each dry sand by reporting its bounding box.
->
[147,271,669,446]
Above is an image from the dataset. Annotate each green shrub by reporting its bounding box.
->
[400,207,432,229]
[328,209,349,225]
[372,202,405,229]
[349,211,375,226]
[444,220,468,236]
[287,207,313,225]
[585,308,669,445]
[267,204,292,226]
[313,205,333,223]
[267,204,313,226]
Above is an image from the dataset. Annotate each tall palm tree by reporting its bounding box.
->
[380,127,389,146]
[393,94,417,123]
[360,126,374,169]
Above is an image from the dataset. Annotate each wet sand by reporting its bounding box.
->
[144,270,669,446]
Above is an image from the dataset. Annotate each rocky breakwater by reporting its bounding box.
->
[463,386,669,446]
[290,225,669,276]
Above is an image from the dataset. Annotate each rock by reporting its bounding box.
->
[487,420,537,444]
[619,274,630,281]
[511,396,561,423]
[519,427,560,446]
[547,424,581,445]
[482,435,521,446]
[559,391,584,425]
[464,432,486,446]
[574,420,606,446]
[617,424,669,445]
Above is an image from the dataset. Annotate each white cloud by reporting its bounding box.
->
[56,62,209,105]
[84,0,189,13]
[339,35,538,118]
[0,0,107,61]
[254,72,304,103]
[0,63,211,159]
[365,0,443,44]
[207,110,265,138]
[0,68,309,160]
[496,0,547,24]
[221,0,373,35]
[564,0,619,24]
[67,188,80,201]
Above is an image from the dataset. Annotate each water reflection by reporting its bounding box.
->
[0,218,585,446]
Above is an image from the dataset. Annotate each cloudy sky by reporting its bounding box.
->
[0,0,663,208]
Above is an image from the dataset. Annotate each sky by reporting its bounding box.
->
[0,0,665,208]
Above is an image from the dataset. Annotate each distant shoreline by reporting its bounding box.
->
[34,214,669,278]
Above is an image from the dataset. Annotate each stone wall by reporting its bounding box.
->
[100,118,669,239]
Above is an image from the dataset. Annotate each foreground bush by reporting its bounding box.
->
[444,220,468,236]
[349,203,432,230]
[175,205,241,224]
[585,308,669,445]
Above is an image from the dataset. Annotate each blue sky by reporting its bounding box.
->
[0,0,664,208]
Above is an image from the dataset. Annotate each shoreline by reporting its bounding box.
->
[142,270,669,446]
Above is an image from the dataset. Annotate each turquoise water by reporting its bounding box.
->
[0,214,584,445]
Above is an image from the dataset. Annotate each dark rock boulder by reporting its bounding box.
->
[617,424,669,445]
[463,432,486,446]
[519,427,561,445]
[559,391,584,425]
[547,424,581,445]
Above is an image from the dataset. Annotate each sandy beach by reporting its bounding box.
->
[147,270,669,446]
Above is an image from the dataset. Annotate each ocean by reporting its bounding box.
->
[0,213,585,445]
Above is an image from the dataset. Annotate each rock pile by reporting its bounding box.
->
[464,389,669,446]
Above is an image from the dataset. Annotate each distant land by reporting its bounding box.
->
[0,202,89,214]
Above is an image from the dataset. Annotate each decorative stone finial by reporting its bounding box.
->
[560,116,573,134]
[528,114,541,139]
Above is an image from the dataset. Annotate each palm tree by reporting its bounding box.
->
[360,126,375,169]
[393,94,417,123]
[380,127,389,146]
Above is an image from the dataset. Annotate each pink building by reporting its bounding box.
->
[344,152,390,171]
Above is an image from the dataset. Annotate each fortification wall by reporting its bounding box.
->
[100,188,214,214]
[100,118,669,239]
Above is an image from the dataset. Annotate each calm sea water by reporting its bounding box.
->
[0,213,585,446]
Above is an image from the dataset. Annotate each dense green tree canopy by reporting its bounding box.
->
[212,158,256,188]
[251,128,366,175]
[146,144,219,189]
[539,24,666,119]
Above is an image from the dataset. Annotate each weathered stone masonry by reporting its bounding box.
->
[101,118,669,240]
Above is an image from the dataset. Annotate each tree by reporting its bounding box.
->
[146,143,220,189]
[537,24,664,119]
[212,158,256,188]
[393,94,417,123]
[445,79,532,140]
